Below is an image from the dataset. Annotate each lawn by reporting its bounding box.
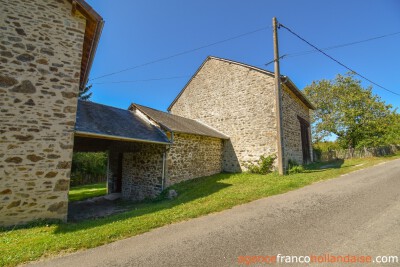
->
[1,155,399,266]
[68,182,107,202]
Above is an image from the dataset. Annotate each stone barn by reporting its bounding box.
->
[168,56,315,172]
[0,0,103,226]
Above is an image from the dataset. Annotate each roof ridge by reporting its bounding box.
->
[131,103,229,139]
[207,55,276,76]
[75,100,170,144]
[78,100,129,113]
[134,103,203,122]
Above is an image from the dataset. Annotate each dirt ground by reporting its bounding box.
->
[68,195,129,222]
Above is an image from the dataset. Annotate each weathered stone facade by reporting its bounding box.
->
[169,58,279,172]
[169,57,314,172]
[121,143,165,201]
[105,133,223,200]
[0,0,86,226]
[166,133,223,186]
[281,85,313,165]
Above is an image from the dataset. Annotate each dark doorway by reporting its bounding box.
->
[116,153,123,193]
[298,116,311,164]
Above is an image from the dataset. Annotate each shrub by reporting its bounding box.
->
[246,154,276,174]
[288,165,304,174]
[288,159,304,174]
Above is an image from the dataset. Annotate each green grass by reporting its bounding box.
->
[68,182,107,202]
[1,155,399,266]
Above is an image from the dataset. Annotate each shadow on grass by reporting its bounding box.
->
[54,173,233,234]
[303,159,345,173]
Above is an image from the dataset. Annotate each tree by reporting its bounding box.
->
[79,84,92,101]
[71,152,107,186]
[304,73,396,149]
[384,113,400,145]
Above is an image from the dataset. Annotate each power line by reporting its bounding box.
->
[279,23,400,97]
[91,75,190,85]
[285,31,400,58]
[90,26,270,81]
[265,31,400,66]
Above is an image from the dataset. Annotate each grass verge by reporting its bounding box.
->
[1,155,399,266]
[68,182,107,202]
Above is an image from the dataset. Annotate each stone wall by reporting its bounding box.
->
[166,133,223,186]
[281,85,313,165]
[169,58,278,172]
[120,143,166,201]
[106,134,222,200]
[0,0,86,226]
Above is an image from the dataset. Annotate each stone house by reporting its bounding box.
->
[168,56,315,172]
[0,0,103,226]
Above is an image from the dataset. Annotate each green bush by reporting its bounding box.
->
[288,159,304,174]
[313,141,341,152]
[246,154,276,174]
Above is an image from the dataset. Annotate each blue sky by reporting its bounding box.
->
[85,0,400,112]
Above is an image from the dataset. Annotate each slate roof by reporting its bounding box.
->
[130,104,229,140]
[75,100,170,144]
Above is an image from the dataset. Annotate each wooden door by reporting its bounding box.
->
[300,123,311,163]
[298,116,311,164]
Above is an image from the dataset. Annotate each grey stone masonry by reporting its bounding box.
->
[169,57,279,172]
[166,133,223,186]
[0,0,86,226]
[106,133,223,200]
[281,85,313,165]
[169,56,314,171]
[121,143,165,201]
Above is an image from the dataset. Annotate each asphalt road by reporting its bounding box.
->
[27,159,400,267]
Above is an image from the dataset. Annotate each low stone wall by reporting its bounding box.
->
[166,133,223,186]
[0,0,85,226]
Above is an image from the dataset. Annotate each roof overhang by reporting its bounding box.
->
[282,76,316,110]
[67,0,104,90]
[74,131,171,145]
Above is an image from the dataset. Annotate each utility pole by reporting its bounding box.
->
[273,17,285,175]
